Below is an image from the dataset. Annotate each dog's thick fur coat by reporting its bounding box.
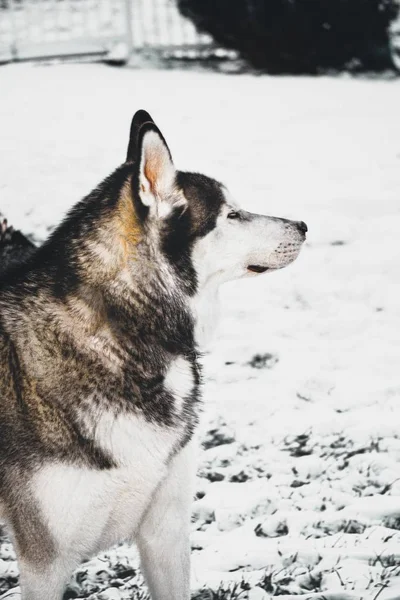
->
[0,111,306,600]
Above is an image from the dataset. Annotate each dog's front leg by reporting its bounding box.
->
[136,440,196,600]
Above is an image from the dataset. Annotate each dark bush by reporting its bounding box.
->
[178,0,399,72]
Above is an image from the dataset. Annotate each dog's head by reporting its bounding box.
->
[124,110,307,292]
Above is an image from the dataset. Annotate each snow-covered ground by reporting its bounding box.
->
[1,63,400,600]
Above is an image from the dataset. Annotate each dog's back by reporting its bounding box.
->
[0,218,36,279]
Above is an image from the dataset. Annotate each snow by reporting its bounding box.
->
[1,63,400,599]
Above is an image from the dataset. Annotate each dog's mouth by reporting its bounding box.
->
[247,265,270,274]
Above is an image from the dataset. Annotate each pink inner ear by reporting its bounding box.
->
[140,128,175,199]
[144,151,160,193]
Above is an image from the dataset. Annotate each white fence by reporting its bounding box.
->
[0,0,214,63]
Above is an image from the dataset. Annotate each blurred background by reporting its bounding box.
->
[1,2,400,600]
[1,0,400,72]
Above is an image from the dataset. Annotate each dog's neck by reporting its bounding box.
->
[66,216,218,352]
[190,278,221,349]
[57,260,219,366]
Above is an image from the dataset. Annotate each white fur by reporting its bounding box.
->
[32,412,184,558]
[164,356,195,412]
[190,278,220,348]
[136,439,196,600]
[18,560,71,600]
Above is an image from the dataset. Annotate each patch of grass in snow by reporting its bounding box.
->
[229,470,251,483]
[371,563,400,600]
[194,564,324,599]
[0,529,17,595]
[370,554,400,569]
[282,432,314,457]
[193,580,251,600]
[0,578,19,597]
[202,421,236,450]
[63,556,144,600]
[257,565,323,596]
[247,353,279,370]
[322,435,382,463]
[382,516,400,530]
[310,518,367,537]
[198,444,271,484]
[254,520,289,538]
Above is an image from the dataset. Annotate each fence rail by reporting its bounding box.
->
[0,0,215,63]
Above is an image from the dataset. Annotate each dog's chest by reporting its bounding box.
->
[33,414,183,552]
[84,354,197,466]
[90,356,197,468]
[32,357,198,551]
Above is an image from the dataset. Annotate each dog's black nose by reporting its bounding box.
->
[297,221,308,234]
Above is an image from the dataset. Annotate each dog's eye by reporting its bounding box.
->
[227,211,240,220]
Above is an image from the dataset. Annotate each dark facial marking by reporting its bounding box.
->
[159,172,226,295]
[176,172,226,238]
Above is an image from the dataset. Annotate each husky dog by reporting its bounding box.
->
[0,110,307,600]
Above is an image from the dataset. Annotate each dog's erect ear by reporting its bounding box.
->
[134,122,185,217]
[126,110,155,163]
